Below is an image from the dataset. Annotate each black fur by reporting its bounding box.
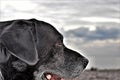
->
[0,19,88,80]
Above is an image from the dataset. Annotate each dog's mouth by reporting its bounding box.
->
[44,72,65,80]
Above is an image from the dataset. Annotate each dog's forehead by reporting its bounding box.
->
[36,21,63,41]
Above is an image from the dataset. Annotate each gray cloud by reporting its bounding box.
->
[31,0,120,18]
[65,27,120,41]
[64,29,120,69]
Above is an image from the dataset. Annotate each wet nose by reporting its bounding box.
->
[81,58,89,69]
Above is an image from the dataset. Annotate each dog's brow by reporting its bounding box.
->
[59,35,63,40]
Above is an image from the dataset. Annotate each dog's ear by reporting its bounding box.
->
[0,20,38,65]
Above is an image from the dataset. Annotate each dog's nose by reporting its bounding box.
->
[76,54,89,69]
[82,58,89,69]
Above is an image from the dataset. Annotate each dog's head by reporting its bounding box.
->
[0,19,88,80]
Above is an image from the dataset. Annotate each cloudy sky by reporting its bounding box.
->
[0,0,120,69]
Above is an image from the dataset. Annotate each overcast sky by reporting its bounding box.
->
[0,0,120,69]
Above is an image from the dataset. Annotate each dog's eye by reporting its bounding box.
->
[55,41,63,47]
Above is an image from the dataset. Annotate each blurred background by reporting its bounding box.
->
[0,0,120,70]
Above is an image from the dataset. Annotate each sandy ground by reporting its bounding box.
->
[72,69,120,80]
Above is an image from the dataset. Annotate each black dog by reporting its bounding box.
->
[0,19,88,80]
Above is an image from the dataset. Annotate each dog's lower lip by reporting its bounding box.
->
[44,72,64,80]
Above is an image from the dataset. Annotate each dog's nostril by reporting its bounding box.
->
[82,58,89,68]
